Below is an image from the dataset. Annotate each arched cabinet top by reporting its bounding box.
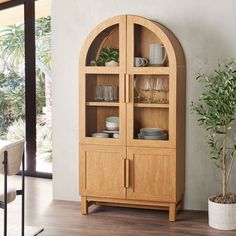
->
[80,15,185,68]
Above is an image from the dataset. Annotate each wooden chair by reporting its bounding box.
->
[0,139,25,236]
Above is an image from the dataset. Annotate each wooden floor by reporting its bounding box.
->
[0,177,236,235]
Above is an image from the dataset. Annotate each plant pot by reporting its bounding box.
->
[105,60,119,67]
[208,197,236,230]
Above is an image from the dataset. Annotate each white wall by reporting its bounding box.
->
[52,0,236,209]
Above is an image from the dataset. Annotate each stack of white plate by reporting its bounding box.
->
[138,128,168,140]
[92,133,109,138]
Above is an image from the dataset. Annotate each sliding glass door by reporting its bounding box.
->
[0,0,52,178]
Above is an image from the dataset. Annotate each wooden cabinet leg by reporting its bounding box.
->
[81,196,88,215]
[169,203,176,222]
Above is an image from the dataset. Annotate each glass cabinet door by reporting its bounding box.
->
[79,16,127,146]
[126,16,175,148]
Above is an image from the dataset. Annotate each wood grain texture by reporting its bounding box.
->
[80,144,126,199]
[2,177,236,236]
[79,15,186,222]
[127,147,175,202]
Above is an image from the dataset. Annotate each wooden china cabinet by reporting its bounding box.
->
[79,15,186,221]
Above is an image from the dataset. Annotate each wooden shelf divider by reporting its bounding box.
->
[86,101,120,107]
[84,66,120,74]
[131,67,170,75]
[134,103,169,108]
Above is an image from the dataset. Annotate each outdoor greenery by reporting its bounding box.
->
[191,60,236,197]
[90,47,119,66]
[0,16,52,161]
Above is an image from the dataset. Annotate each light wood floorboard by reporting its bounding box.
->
[0,177,236,235]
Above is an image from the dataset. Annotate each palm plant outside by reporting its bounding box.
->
[0,16,52,162]
[191,60,236,200]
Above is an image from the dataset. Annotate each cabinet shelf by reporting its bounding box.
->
[131,67,170,75]
[84,66,120,74]
[86,102,119,107]
[134,103,169,108]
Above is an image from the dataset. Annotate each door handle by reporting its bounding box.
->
[126,74,130,103]
[125,159,130,188]
[122,74,126,103]
[123,158,126,188]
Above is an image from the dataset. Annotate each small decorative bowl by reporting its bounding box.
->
[105,116,119,131]
[105,122,119,131]
[113,133,119,139]
[106,116,119,123]
[91,133,109,138]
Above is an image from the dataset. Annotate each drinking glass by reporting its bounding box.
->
[164,79,169,103]
[153,77,161,103]
[108,86,113,101]
[113,85,118,101]
[103,86,109,101]
[141,77,154,103]
[159,78,165,103]
[134,77,142,102]
[95,85,103,101]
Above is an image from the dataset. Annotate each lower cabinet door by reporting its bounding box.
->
[127,147,176,202]
[80,144,126,199]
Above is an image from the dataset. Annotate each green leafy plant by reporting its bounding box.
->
[191,60,236,198]
[0,17,52,162]
[90,47,119,66]
[6,118,52,162]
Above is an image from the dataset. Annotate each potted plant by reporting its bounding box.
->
[191,60,236,230]
[90,47,119,67]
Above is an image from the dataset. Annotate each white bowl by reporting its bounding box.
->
[106,116,119,124]
[105,60,119,67]
[113,133,119,139]
[105,123,119,131]
[91,133,109,138]
[105,116,119,131]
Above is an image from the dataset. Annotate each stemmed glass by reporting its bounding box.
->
[141,77,154,103]
[134,77,143,102]
[153,77,161,103]
[163,79,169,103]
[153,77,169,103]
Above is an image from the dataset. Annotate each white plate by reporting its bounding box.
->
[140,128,165,136]
[91,133,109,138]
[138,133,168,140]
[103,130,119,134]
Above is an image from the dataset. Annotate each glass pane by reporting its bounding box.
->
[133,74,169,141]
[0,6,26,144]
[133,107,169,141]
[85,73,120,139]
[134,75,169,104]
[86,74,119,102]
[86,24,119,66]
[134,24,168,67]
[36,16,52,173]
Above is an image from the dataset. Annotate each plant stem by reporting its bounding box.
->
[226,150,236,185]
[222,130,227,196]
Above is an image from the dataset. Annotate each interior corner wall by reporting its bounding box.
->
[51,0,236,209]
